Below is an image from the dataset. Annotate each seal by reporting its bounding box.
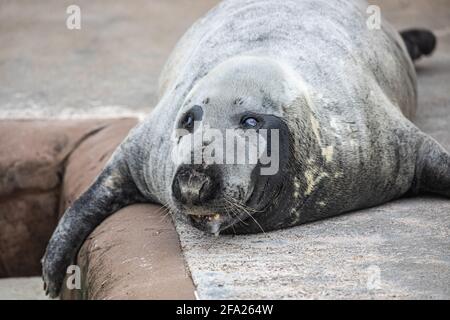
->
[43,0,448,297]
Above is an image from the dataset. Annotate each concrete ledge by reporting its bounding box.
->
[175,197,450,299]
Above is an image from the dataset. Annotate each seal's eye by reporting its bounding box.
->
[179,105,203,133]
[181,113,194,131]
[241,116,259,129]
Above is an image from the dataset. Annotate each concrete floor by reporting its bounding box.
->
[1,0,449,299]
[0,0,214,119]
[0,277,49,300]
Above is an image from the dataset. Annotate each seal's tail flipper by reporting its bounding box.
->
[401,29,437,61]
[413,136,450,198]
[41,147,147,298]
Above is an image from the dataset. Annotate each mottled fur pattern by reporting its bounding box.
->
[42,0,448,297]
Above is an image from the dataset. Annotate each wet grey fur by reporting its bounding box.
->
[42,0,449,297]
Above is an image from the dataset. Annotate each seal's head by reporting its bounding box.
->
[170,56,305,234]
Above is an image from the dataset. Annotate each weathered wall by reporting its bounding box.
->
[0,119,135,277]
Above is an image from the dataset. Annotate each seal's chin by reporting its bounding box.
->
[187,211,240,235]
[188,213,223,235]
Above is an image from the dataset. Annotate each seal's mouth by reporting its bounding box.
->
[188,213,226,236]
[179,165,286,235]
[187,210,240,235]
[181,160,288,234]
[185,186,268,235]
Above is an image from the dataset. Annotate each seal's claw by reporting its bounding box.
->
[41,251,66,298]
[45,280,61,298]
[42,268,63,298]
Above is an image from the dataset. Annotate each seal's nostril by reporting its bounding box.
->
[198,176,215,203]
[198,179,209,200]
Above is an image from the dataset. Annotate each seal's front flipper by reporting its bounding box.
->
[400,29,437,61]
[42,146,147,298]
[414,136,450,198]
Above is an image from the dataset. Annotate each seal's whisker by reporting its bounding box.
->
[227,203,249,227]
[243,210,266,234]
[224,208,237,235]
[222,197,250,226]
[222,195,267,234]
[223,194,261,214]
[157,207,173,223]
